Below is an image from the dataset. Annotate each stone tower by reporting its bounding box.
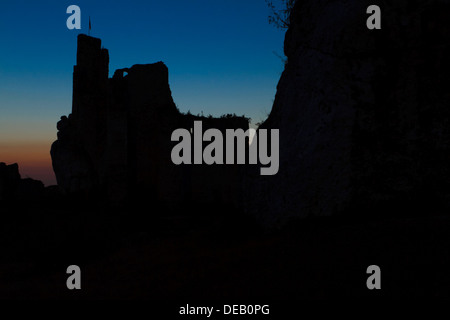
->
[72,35,109,186]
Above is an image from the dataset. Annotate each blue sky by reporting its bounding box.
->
[0,0,286,184]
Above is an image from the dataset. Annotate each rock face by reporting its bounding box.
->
[0,162,44,202]
[51,34,248,209]
[246,0,450,226]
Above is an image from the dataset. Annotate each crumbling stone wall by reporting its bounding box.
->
[51,34,249,209]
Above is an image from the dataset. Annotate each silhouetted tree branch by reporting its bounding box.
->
[265,0,296,29]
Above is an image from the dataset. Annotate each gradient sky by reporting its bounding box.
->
[0,0,286,186]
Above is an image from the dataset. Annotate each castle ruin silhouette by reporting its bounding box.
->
[51,34,249,210]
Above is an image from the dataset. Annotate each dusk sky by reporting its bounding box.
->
[0,0,286,185]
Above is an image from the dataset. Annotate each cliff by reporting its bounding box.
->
[245,0,450,226]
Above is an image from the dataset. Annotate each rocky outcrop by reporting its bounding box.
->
[246,0,450,226]
[0,162,44,202]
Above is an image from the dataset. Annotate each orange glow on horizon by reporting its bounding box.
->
[0,141,56,186]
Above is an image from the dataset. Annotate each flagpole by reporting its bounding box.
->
[88,16,91,36]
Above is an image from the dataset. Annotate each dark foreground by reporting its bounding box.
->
[0,197,449,300]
